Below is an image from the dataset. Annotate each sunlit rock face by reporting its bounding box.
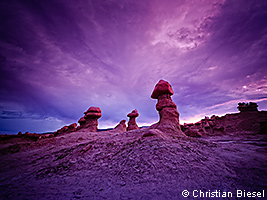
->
[127,109,139,131]
[150,80,186,136]
[78,107,102,132]
[113,120,127,133]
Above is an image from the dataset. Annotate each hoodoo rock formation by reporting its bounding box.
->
[237,102,258,112]
[183,102,267,137]
[127,109,139,131]
[113,120,127,133]
[78,107,102,132]
[150,80,186,136]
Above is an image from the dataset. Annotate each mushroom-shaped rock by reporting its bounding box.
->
[127,109,139,131]
[113,120,127,133]
[127,109,139,118]
[151,80,174,99]
[84,107,102,115]
[150,80,186,136]
[78,106,102,132]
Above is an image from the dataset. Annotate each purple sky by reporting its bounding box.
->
[1,0,267,134]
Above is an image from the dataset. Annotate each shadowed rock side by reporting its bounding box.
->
[55,123,77,136]
[127,109,139,131]
[150,80,186,137]
[78,107,102,132]
[237,102,258,112]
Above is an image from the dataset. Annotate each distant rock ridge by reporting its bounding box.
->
[55,123,77,136]
[127,109,139,131]
[183,102,267,137]
[0,131,54,140]
[150,79,186,137]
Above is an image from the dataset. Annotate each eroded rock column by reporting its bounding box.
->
[127,109,139,131]
[113,120,127,133]
[78,107,102,132]
[151,80,185,136]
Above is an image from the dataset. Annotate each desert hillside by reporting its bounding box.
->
[0,128,267,200]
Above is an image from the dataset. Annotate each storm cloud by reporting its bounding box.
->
[0,0,267,133]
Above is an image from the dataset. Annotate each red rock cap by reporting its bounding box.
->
[127,109,139,117]
[120,119,126,123]
[84,107,101,115]
[84,112,102,119]
[151,80,174,99]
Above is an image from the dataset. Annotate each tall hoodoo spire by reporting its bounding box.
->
[151,79,185,136]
